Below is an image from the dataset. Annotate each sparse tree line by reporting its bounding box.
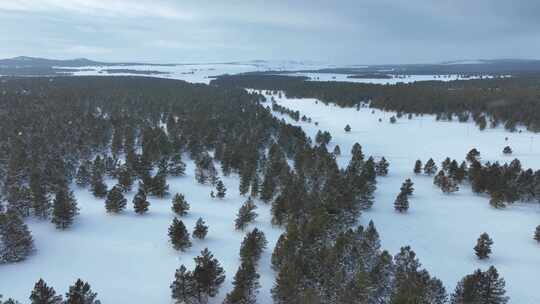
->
[0,76,516,303]
[211,74,540,132]
[1,278,100,304]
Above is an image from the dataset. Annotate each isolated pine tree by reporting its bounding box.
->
[170,265,197,304]
[474,232,493,259]
[414,160,422,174]
[216,180,227,199]
[376,157,389,176]
[193,218,208,240]
[424,158,438,175]
[132,189,150,215]
[535,225,540,242]
[400,179,414,196]
[344,124,351,132]
[223,261,260,304]
[168,218,191,251]
[0,209,34,263]
[105,185,127,213]
[64,279,100,304]
[394,192,409,213]
[30,279,62,304]
[51,188,79,229]
[171,193,189,216]
[192,248,226,302]
[235,198,258,230]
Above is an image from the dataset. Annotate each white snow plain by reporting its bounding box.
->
[0,161,282,303]
[268,93,540,304]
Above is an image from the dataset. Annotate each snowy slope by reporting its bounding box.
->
[268,93,540,304]
[0,160,282,304]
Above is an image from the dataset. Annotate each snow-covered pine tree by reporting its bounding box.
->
[400,179,414,196]
[0,209,34,263]
[223,261,260,304]
[168,153,186,177]
[193,218,208,240]
[235,197,258,230]
[75,161,92,187]
[394,192,409,213]
[474,232,493,259]
[170,265,197,304]
[171,193,189,217]
[375,157,389,176]
[168,218,191,251]
[105,185,127,213]
[30,279,63,304]
[216,180,227,199]
[414,160,422,174]
[51,188,79,229]
[192,248,226,302]
[424,158,438,175]
[132,188,150,215]
[64,279,100,304]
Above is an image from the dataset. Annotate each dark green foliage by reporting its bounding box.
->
[503,146,512,155]
[235,197,258,230]
[451,266,508,304]
[535,225,540,242]
[376,157,389,176]
[76,162,91,188]
[240,228,267,265]
[29,170,51,219]
[344,124,351,132]
[51,188,79,229]
[414,160,422,174]
[394,192,409,213]
[90,170,107,199]
[170,265,197,304]
[192,218,208,240]
[171,193,189,217]
[424,158,438,175]
[400,179,414,196]
[0,209,34,263]
[105,185,127,213]
[29,279,62,304]
[168,218,191,251]
[149,169,169,198]
[466,148,480,163]
[168,153,186,177]
[117,165,134,192]
[64,279,100,304]
[216,180,226,199]
[223,261,260,304]
[132,189,150,215]
[193,248,226,302]
[474,233,493,259]
[333,145,341,156]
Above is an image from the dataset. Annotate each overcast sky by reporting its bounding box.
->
[1,0,539,64]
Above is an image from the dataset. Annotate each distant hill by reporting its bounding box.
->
[0,56,174,68]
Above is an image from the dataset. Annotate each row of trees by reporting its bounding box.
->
[1,278,99,304]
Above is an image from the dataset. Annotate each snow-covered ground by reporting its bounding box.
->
[268,93,540,303]
[0,161,282,303]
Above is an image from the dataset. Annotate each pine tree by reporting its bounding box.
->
[76,161,92,188]
[235,197,258,230]
[474,232,493,259]
[90,170,107,198]
[0,209,34,263]
[168,218,191,251]
[394,192,409,213]
[333,145,341,156]
[240,228,267,265]
[168,153,186,177]
[193,218,208,240]
[400,179,414,196]
[171,193,189,216]
[192,248,226,302]
[451,266,508,304]
[105,185,127,213]
[239,169,251,196]
[170,265,197,304]
[117,165,133,192]
[424,158,438,175]
[51,188,79,229]
[30,279,62,304]
[223,261,260,304]
[250,174,260,198]
[489,191,506,208]
[375,157,389,176]
[216,180,226,199]
[414,160,422,174]
[132,188,150,215]
[150,169,169,198]
[440,176,459,194]
[466,148,481,163]
[64,279,100,304]
[344,124,351,132]
[503,146,512,155]
[534,225,540,242]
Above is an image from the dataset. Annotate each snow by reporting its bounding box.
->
[267,93,540,303]
[0,160,282,303]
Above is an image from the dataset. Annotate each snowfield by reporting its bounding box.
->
[0,161,282,304]
[268,93,540,304]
